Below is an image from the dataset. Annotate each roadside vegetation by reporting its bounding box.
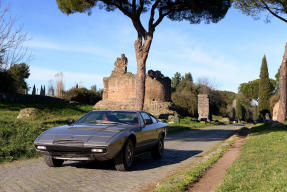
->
[0,102,93,162]
[167,116,226,134]
[154,133,237,192]
[171,72,236,119]
[216,124,287,191]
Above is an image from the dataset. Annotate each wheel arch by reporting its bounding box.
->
[159,130,166,139]
[127,134,136,147]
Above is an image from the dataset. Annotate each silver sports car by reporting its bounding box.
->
[34,110,168,171]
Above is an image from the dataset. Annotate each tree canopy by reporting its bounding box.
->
[57,0,231,28]
[171,72,181,91]
[239,79,260,101]
[233,0,287,23]
[239,78,275,101]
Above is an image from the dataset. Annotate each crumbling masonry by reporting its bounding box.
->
[94,54,173,116]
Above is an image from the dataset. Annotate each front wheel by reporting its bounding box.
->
[151,135,164,160]
[44,155,64,167]
[114,139,134,171]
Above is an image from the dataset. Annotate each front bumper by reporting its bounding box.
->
[36,145,116,161]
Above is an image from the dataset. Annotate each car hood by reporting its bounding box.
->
[35,123,134,144]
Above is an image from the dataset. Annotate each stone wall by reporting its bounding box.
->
[102,73,170,103]
[94,54,173,116]
[198,94,211,121]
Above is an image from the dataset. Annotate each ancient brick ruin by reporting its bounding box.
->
[94,54,173,116]
[198,94,211,121]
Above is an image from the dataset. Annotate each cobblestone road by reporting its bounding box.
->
[0,125,241,192]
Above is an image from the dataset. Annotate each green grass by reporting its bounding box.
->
[216,124,287,192]
[167,116,225,134]
[0,102,93,163]
[154,135,235,192]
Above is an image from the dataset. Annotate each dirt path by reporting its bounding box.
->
[0,125,242,192]
[188,134,247,192]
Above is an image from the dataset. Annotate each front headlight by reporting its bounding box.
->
[36,146,46,150]
[91,148,106,153]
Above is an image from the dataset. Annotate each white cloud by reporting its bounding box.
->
[26,38,115,56]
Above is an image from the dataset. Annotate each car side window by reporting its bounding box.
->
[137,113,144,125]
[141,112,152,122]
[150,115,158,123]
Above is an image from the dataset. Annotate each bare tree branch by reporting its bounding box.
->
[136,0,144,17]
[0,3,30,70]
[260,0,287,23]
[132,0,136,16]
[104,0,132,18]
[152,9,171,29]
[148,0,161,33]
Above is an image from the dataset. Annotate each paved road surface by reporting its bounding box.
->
[0,125,242,192]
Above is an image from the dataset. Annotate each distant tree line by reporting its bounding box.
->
[237,55,277,122]
[171,72,236,119]
[31,84,46,96]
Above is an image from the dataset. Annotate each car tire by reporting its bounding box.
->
[151,135,164,160]
[114,139,134,171]
[44,155,64,167]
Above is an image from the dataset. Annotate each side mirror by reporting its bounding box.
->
[144,119,153,125]
[67,118,75,125]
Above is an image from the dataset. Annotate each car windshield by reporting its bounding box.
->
[76,111,139,125]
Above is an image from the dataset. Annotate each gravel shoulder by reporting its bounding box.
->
[0,125,242,192]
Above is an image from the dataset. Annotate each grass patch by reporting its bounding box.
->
[216,124,287,192]
[154,135,236,192]
[0,102,93,163]
[167,116,226,134]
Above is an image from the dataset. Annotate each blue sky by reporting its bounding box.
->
[7,0,287,93]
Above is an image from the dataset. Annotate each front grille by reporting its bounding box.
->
[47,146,90,153]
[46,146,91,158]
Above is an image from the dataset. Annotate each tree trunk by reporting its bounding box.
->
[134,35,153,110]
[277,43,287,123]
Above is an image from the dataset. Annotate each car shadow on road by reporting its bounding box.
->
[63,149,202,171]
[131,149,202,171]
[166,128,238,142]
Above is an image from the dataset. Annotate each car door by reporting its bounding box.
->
[138,112,156,149]
[149,114,160,141]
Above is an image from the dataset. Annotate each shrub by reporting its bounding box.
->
[63,87,102,104]
[0,63,30,93]
[0,117,42,162]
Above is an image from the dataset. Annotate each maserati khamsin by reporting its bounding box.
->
[34,110,167,171]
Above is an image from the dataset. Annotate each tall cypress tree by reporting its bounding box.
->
[43,85,46,96]
[32,85,36,95]
[258,55,272,116]
[40,85,43,96]
[171,72,181,91]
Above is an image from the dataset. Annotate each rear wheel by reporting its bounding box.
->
[44,155,64,167]
[114,139,134,171]
[151,135,164,160]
